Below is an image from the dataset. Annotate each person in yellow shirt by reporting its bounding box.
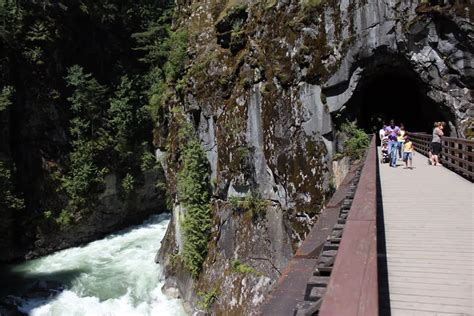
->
[397,123,406,159]
[403,135,414,169]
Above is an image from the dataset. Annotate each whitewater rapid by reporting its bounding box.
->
[4,214,186,316]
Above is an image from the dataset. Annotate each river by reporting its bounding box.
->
[1,213,186,316]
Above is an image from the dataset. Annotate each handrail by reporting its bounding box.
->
[260,151,367,315]
[319,136,378,316]
[408,132,474,181]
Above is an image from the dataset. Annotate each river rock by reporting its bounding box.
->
[0,298,27,316]
[23,280,65,299]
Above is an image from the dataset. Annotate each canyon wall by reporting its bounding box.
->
[158,0,473,314]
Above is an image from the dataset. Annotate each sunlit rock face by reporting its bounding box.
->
[160,0,473,314]
[320,0,473,134]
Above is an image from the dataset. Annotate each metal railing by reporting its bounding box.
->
[260,140,373,315]
[319,136,378,316]
[409,133,474,181]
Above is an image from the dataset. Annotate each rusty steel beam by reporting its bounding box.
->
[260,155,364,315]
[319,136,378,316]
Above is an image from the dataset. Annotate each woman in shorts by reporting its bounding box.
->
[430,122,444,166]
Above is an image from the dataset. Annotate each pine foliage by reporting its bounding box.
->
[0,0,175,241]
[62,66,109,218]
[178,134,211,277]
[0,85,14,111]
[0,161,24,211]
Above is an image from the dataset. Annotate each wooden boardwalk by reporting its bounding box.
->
[379,150,473,315]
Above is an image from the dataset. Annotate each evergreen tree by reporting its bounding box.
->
[65,65,108,141]
[0,161,25,211]
[62,65,110,221]
[0,86,14,111]
[108,75,150,158]
[178,136,212,277]
[0,0,176,246]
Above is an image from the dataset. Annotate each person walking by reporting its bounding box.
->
[428,122,439,165]
[430,122,445,166]
[385,120,400,167]
[379,124,387,145]
[403,135,414,169]
[397,123,406,160]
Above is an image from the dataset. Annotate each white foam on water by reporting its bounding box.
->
[10,214,186,316]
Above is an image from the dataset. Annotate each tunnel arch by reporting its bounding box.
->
[328,55,458,137]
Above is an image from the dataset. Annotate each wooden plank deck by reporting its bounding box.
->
[379,150,473,315]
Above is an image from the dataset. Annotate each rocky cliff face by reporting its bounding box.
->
[158,202,294,314]
[320,0,473,134]
[158,0,473,314]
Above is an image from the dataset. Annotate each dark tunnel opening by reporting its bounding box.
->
[333,68,457,138]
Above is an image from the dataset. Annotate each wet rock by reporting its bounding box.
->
[9,280,66,302]
[0,280,64,315]
[0,296,28,316]
[0,302,27,316]
[162,283,181,299]
[27,280,64,296]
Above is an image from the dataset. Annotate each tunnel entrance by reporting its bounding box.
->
[333,66,456,137]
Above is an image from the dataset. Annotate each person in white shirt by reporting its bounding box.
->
[379,125,387,143]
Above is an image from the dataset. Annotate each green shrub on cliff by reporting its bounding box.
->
[197,286,219,310]
[230,193,268,221]
[121,173,135,195]
[0,86,14,111]
[56,209,72,227]
[340,122,370,160]
[133,10,189,120]
[141,150,158,171]
[231,260,261,276]
[301,0,324,9]
[0,161,24,211]
[178,139,210,206]
[182,203,211,276]
[178,136,211,277]
[141,28,188,119]
[163,30,188,83]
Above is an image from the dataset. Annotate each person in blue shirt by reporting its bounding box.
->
[384,120,401,167]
